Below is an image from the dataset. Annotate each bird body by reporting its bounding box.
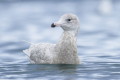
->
[23,14,80,64]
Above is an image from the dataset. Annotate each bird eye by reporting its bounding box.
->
[67,19,71,21]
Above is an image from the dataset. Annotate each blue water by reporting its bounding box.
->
[0,0,120,80]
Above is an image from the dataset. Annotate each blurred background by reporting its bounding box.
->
[0,0,120,80]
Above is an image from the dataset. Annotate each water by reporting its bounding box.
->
[0,0,120,80]
[0,63,120,80]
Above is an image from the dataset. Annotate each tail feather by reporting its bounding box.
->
[23,49,35,64]
[23,49,31,57]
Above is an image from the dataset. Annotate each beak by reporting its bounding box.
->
[51,21,61,28]
[51,23,56,28]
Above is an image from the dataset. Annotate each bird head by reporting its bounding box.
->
[51,13,80,35]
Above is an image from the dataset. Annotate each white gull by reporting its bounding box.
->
[23,13,80,64]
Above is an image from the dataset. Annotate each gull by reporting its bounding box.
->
[23,13,80,64]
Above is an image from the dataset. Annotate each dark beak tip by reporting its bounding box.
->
[51,23,56,28]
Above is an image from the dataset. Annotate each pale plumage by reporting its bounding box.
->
[23,13,80,64]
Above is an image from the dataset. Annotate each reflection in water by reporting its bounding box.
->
[57,64,78,80]
[16,64,78,80]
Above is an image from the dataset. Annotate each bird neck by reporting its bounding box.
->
[55,31,79,64]
[58,31,77,45]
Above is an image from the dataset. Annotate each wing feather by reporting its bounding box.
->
[23,43,55,64]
